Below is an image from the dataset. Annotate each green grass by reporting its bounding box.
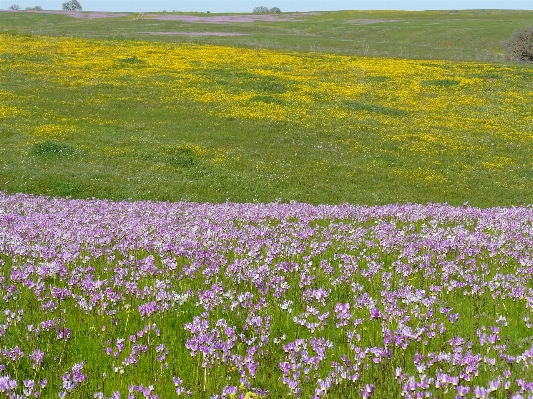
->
[1,9,533,61]
[0,10,532,206]
[1,10,533,398]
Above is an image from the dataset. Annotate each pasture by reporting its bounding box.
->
[0,10,533,206]
[0,8,533,399]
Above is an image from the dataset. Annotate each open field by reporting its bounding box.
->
[2,9,533,61]
[0,21,533,206]
[1,8,533,399]
[1,193,533,398]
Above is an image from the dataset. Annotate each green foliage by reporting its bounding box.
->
[249,95,285,105]
[0,29,19,36]
[252,6,281,13]
[503,25,533,62]
[28,141,77,157]
[62,0,82,11]
[116,55,146,66]
[120,55,144,64]
[422,79,461,88]
[165,147,200,168]
[253,6,269,13]
[343,101,408,117]
[105,35,127,41]
[50,178,83,196]
[8,4,21,10]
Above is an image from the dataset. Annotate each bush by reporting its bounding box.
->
[8,4,21,10]
[25,6,43,10]
[253,6,269,13]
[62,0,82,11]
[503,26,533,62]
[269,7,281,13]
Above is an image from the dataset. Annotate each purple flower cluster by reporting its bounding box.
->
[2,193,533,397]
[58,362,86,398]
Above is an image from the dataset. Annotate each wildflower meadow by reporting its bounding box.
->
[0,29,532,204]
[1,8,533,399]
[1,193,533,398]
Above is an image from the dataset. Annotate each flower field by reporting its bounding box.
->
[1,17,533,398]
[1,32,533,204]
[1,192,533,398]
[1,33,530,143]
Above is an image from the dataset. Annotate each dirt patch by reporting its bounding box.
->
[143,31,246,36]
[5,10,129,18]
[142,12,321,23]
[346,19,400,24]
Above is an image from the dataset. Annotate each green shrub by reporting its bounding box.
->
[62,0,82,11]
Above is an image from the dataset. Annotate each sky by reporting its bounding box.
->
[1,0,532,13]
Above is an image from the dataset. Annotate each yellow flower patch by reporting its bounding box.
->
[1,33,532,176]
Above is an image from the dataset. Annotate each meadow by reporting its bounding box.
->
[0,10,533,206]
[2,9,533,61]
[1,193,533,398]
[1,8,533,399]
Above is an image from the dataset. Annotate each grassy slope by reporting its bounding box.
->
[0,10,532,206]
[1,9,533,61]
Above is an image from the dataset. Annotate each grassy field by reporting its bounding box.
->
[2,10,533,399]
[1,9,533,61]
[0,10,532,206]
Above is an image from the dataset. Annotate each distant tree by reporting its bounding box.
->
[503,26,533,62]
[269,7,281,13]
[8,4,21,10]
[34,5,43,9]
[253,6,269,13]
[62,0,82,11]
